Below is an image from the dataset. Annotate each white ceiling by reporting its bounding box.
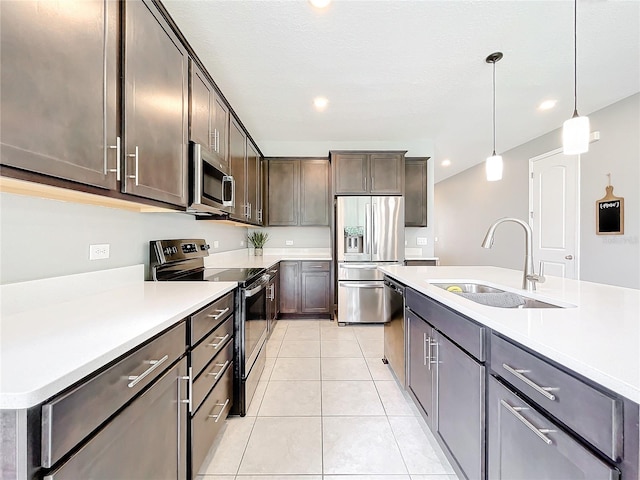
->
[163,0,640,183]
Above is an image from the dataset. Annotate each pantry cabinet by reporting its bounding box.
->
[0,0,119,190]
[123,0,189,207]
[331,151,405,195]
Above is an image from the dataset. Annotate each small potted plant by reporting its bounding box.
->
[248,231,269,256]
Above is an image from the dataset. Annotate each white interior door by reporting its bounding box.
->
[529,149,580,279]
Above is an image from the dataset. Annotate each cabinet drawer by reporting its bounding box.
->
[190,291,234,345]
[488,376,618,480]
[41,322,186,468]
[191,316,233,377]
[192,340,233,413]
[406,289,485,361]
[192,362,234,474]
[491,333,622,461]
[301,261,330,272]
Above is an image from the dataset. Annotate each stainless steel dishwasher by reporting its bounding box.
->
[383,277,406,386]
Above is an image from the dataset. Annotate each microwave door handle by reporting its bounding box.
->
[222,175,235,207]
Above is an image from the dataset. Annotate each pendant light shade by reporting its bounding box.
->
[563,0,589,155]
[485,51,503,182]
[486,154,503,182]
[563,114,590,154]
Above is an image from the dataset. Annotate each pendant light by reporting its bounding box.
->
[563,0,590,155]
[485,52,503,182]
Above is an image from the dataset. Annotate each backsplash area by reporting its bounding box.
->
[0,193,247,284]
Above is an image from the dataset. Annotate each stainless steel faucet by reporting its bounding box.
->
[481,217,545,291]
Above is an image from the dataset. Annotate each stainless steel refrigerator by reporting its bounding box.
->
[336,196,404,324]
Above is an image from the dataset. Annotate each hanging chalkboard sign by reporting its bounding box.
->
[596,185,624,235]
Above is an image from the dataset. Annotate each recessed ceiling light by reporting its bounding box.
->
[309,0,331,8]
[538,99,557,110]
[313,97,328,111]
[441,159,451,167]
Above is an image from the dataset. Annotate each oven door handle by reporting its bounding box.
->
[245,281,267,297]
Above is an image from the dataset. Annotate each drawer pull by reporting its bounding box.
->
[501,400,555,445]
[207,307,230,320]
[207,398,230,423]
[127,355,169,388]
[502,363,557,401]
[207,334,230,349]
[206,360,230,380]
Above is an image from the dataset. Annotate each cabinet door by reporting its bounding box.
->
[190,61,212,154]
[246,140,260,224]
[0,0,118,190]
[301,271,330,313]
[45,359,188,480]
[405,158,428,226]
[488,376,618,480]
[333,154,368,194]
[300,159,330,226]
[212,93,229,171]
[435,332,484,480]
[279,261,300,313]
[267,160,299,226]
[229,117,247,220]
[370,153,404,194]
[407,311,435,423]
[124,0,188,206]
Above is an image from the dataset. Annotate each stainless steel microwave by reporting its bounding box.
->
[189,142,234,215]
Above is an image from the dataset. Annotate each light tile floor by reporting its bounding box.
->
[197,319,459,480]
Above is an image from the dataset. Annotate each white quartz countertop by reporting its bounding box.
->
[379,265,640,404]
[204,248,331,269]
[1,269,236,409]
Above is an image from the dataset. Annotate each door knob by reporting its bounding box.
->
[565,255,573,260]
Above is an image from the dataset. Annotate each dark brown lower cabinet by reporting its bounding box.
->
[279,261,331,317]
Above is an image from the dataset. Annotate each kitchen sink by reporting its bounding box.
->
[431,282,566,309]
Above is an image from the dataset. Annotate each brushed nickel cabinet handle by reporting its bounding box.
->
[207,334,230,349]
[207,307,230,320]
[127,354,168,388]
[107,136,121,180]
[501,400,555,445]
[502,363,557,401]
[127,146,139,185]
[208,398,230,422]
[206,360,230,380]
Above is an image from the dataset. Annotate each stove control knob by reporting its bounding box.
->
[163,247,172,256]
[171,246,178,254]
[201,244,210,251]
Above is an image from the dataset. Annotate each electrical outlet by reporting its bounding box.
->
[286,240,294,246]
[213,240,219,249]
[416,237,428,246]
[240,240,244,246]
[89,244,110,260]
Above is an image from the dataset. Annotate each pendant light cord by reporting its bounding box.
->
[573,0,579,117]
[492,60,497,156]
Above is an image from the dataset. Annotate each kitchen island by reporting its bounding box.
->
[379,264,639,480]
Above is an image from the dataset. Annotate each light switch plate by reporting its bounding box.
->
[286,240,294,246]
[213,240,219,249]
[416,237,428,246]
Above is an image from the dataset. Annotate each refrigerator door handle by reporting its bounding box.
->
[365,202,371,255]
[372,202,378,255]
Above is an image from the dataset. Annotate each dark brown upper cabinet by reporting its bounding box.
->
[189,60,229,173]
[405,157,429,226]
[123,0,189,207]
[246,139,262,225]
[266,158,329,227]
[0,0,119,190]
[229,116,247,221]
[331,151,405,195]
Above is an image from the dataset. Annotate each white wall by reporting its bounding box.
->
[260,226,330,248]
[434,93,639,289]
[0,193,248,284]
